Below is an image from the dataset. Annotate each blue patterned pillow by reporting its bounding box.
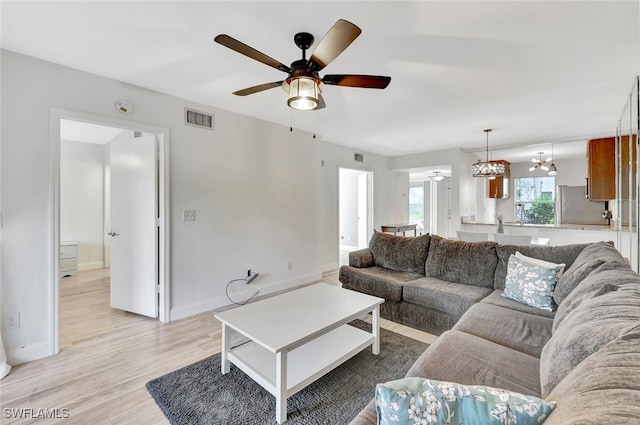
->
[376,377,555,425]
[502,254,563,311]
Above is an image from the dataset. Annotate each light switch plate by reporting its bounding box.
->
[183,210,196,221]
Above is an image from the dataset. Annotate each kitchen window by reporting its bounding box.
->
[514,176,556,225]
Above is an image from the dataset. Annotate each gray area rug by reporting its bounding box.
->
[146,321,428,425]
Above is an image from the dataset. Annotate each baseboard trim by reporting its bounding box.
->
[170,272,322,321]
[78,261,105,271]
[321,262,339,273]
[6,341,53,366]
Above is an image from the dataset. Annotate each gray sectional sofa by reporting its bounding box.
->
[340,231,640,424]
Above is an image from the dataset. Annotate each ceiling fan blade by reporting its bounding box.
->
[214,34,291,73]
[323,74,391,89]
[233,81,284,96]
[309,19,361,71]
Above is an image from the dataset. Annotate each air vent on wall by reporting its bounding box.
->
[354,153,364,162]
[184,107,214,130]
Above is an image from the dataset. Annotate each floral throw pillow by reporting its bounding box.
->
[502,254,563,311]
[375,377,556,425]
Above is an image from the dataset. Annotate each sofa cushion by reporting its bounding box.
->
[502,254,563,311]
[480,290,555,318]
[339,266,422,302]
[552,260,638,332]
[553,241,624,305]
[494,243,590,289]
[425,235,498,288]
[405,330,542,397]
[454,302,553,358]
[543,324,640,425]
[375,377,555,425]
[403,277,492,319]
[369,231,431,275]
[540,280,640,397]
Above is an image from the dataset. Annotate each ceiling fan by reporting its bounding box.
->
[214,19,391,111]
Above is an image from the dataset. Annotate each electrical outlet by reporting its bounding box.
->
[286,261,293,271]
[183,209,196,221]
[6,313,20,330]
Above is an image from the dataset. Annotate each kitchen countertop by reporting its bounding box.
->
[461,220,614,231]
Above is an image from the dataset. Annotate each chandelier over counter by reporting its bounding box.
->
[471,129,506,178]
[529,152,552,172]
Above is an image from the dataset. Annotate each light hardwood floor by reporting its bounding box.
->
[0,268,436,424]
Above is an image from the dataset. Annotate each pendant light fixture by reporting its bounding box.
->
[529,152,552,172]
[471,129,506,178]
[548,144,558,176]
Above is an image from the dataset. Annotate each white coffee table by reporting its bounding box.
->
[215,283,384,424]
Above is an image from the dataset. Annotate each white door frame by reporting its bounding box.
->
[49,108,171,355]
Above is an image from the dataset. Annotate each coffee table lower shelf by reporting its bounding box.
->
[228,324,374,405]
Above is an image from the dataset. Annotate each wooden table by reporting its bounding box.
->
[380,223,417,236]
[215,283,384,424]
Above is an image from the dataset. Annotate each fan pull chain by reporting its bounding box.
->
[290,108,293,132]
[313,110,316,139]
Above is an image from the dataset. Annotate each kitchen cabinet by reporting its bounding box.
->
[587,137,615,200]
[587,136,636,201]
[488,160,510,199]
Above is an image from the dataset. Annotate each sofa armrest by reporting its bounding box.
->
[349,248,375,268]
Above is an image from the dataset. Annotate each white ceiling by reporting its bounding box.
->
[2,1,638,157]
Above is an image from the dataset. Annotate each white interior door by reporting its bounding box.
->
[109,135,158,318]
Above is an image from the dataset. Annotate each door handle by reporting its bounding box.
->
[108,231,119,237]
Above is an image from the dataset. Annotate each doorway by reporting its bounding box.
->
[50,109,170,354]
[409,167,451,237]
[339,168,373,265]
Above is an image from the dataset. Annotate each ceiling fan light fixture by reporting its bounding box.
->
[285,76,323,111]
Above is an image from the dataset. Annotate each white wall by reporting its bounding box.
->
[60,140,105,270]
[0,50,404,364]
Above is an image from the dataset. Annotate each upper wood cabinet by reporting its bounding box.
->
[587,137,615,200]
[587,136,637,201]
[489,160,511,199]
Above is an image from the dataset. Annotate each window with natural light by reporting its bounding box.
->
[514,176,556,225]
[409,183,424,224]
